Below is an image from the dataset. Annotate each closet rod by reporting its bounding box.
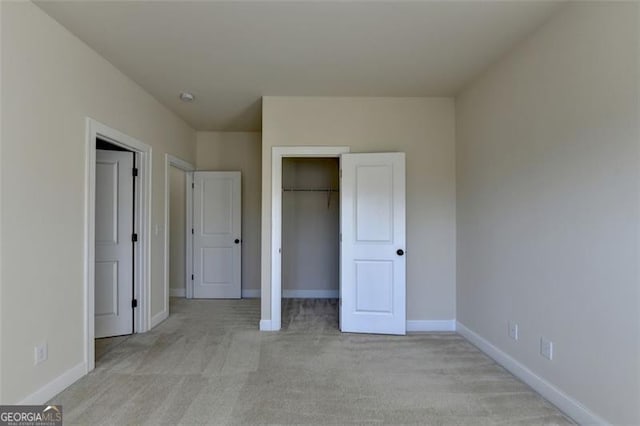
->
[282,188,339,192]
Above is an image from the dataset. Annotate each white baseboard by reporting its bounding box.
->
[170,288,185,297]
[259,318,456,333]
[406,319,456,332]
[243,289,340,299]
[190,289,339,300]
[456,322,607,425]
[150,310,169,329]
[17,362,86,404]
[283,289,339,298]
[259,319,274,331]
[242,289,261,298]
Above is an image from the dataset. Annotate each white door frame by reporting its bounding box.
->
[163,155,195,310]
[84,118,152,372]
[267,146,350,331]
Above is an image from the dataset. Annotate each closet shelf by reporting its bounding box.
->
[283,188,339,192]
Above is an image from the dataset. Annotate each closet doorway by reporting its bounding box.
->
[282,158,340,329]
[270,146,407,335]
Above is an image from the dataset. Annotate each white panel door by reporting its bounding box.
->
[193,172,241,298]
[340,153,406,335]
[95,149,134,338]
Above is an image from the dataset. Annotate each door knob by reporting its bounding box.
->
[396,249,404,256]
[234,239,240,244]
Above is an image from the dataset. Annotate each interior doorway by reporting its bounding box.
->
[281,158,340,330]
[269,147,406,335]
[85,118,152,372]
[95,139,136,337]
[163,154,195,308]
[94,139,136,360]
[269,146,349,331]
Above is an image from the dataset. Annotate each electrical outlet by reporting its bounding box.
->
[540,337,553,360]
[508,321,519,341]
[34,342,48,365]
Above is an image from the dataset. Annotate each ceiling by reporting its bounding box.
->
[36,1,562,131]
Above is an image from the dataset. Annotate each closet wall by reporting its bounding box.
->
[282,158,340,297]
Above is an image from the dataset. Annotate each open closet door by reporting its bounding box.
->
[95,149,134,337]
[340,153,406,335]
[193,171,242,298]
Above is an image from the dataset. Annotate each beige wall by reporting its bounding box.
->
[196,132,262,293]
[169,167,186,292]
[261,97,456,321]
[0,2,195,403]
[282,158,340,294]
[456,3,639,424]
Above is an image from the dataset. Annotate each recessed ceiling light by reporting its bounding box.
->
[179,92,195,102]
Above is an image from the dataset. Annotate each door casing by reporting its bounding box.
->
[84,118,151,372]
[267,146,350,331]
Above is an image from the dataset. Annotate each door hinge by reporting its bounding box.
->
[192,182,195,189]
[191,274,194,280]
[132,233,138,242]
[191,228,194,235]
[340,169,342,179]
[132,167,138,177]
[131,299,138,308]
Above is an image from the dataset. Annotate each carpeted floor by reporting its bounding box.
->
[95,335,132,361]
[50,298,573,425]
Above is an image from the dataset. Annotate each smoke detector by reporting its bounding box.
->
[179,92,195,102]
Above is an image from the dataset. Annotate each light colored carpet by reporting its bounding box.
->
[95,335,131,362]
[50,298,573,425]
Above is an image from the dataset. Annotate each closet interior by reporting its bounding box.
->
[281,157,340,328]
